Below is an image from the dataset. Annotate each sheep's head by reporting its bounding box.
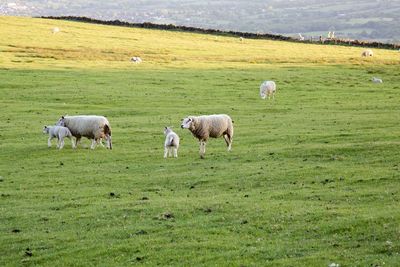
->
[181,117,194,129]
[56,116,66,126]
[43,126,50,134]
[164,126,172,135]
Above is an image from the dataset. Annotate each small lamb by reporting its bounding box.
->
[43,125,73,149]
[260,80,277,100]
[371,77,383,83]
[164,127,180,158]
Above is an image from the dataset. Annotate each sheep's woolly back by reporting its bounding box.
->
[260,81,276,99]
[44,126,72,138]
[63,115,111,139]
[189,114,233,141]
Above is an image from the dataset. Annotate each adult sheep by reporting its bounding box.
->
[56,115,112,149]
[260,80,277,100]
[181,114,233,158]
[361,49,373,57]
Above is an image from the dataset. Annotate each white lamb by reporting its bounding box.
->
[56,115,112,149]
[181,114,233,158]
[260,80,277,100]
[361,49,373,57]
[163,127,180,158]
[43,125,73,149]
[372,77,383,83]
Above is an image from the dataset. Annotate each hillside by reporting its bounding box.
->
[1,16,400,266]
[1,0,400,43]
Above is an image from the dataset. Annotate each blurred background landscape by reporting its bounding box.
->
[1,0,399,43]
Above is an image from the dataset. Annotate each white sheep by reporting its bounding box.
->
[361,49,373,57]
[56,115,112,149]
[372,77,383,83]
[131,56,142,63]
[43,125,73,149]
[164,127,180,158]
[52,27,60,34]
[260,80,277,100]
[181,114,233,158]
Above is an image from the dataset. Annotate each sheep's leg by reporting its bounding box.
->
[199,141,206,158]
[59,138,65,150]
[223,134,232,151]
[173,147,178,158]
[70,137,75,149]
[168,147,173,157]
[73,137,81,149]
[164,147,168,158]
[90,139,97,149]
[48,137,53,148]
[56,137,61,149]
[97,138,105,147]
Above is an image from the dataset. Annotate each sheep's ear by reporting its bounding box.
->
[61,116,64,119]
[44,126,47,128]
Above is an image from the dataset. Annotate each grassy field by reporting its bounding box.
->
[1,16,400,266]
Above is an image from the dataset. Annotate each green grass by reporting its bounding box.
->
[1,16,400,266]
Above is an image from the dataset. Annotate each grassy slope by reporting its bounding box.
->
[0,16,400,266]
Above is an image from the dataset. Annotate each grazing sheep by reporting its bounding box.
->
[43,125,73,149]
[361,49,373,57]
[164,127,180,158]
[260,80,277,100]
[372,77,383,83]
[56,115,112,149]
[181,114,233,158]
[52,27,60,34]
[131,56,142,63]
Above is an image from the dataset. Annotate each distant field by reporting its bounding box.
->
[1,16,400,266]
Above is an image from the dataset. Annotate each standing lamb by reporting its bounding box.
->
[43,125,73,149]
[260,80,277,100]
[361,49,373,57]
[56,115,112,149]
[163,127,180,158]
[371,77,383,83]
[181,114,233,158]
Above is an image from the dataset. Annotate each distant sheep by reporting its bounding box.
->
[56,115,112,149]
[164,127,180,158]
[52,27,60,34]
[43,125,73,149]
[239,37,244,42]
[131,56,142,63]
[372,77,383,83]
[181,114,233,158]
[361,49,373,57]
[260,80,277,100]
